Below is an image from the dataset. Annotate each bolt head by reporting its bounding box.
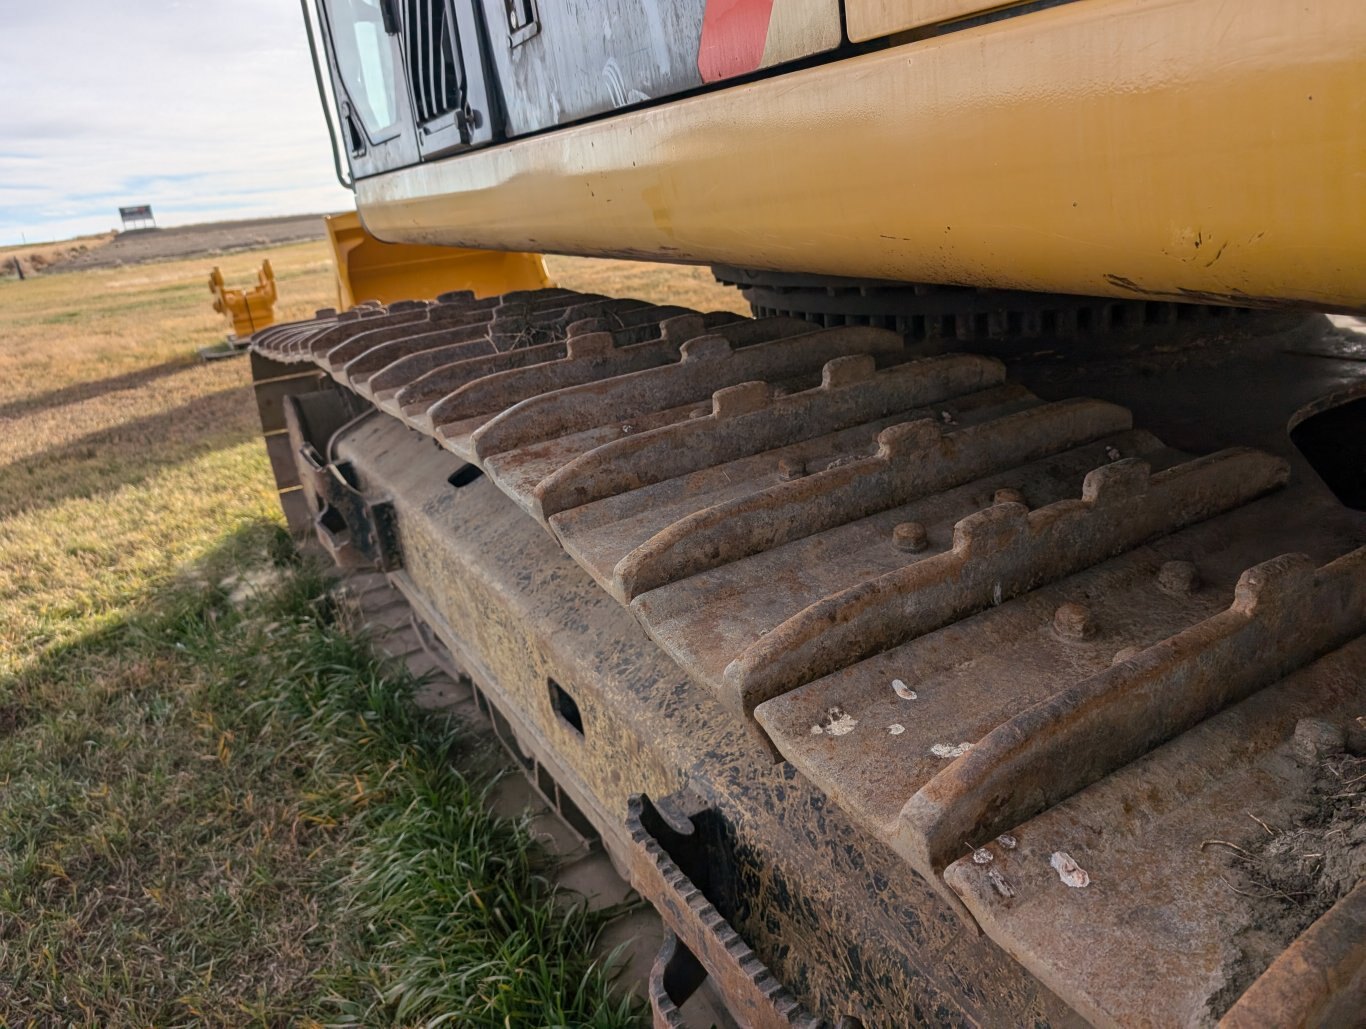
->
[994,487,1026,507]
[1292,718,1346,764]
[1054,602,1095,640]
[1111,645,1143,665]
[893,521,929,552]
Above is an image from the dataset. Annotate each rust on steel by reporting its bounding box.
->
[612,397,1138,601]
[1219,880,1366,1029]
[250,288,1366,1026]
[533,353,1006,524]
[724,448,1290,720]
[898,547,1366,884]
[469,325,904,462]
[625,796,824,1029]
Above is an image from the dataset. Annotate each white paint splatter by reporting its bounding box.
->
[996,834,1017,850]
[810,725,824,735]
[888,724,905,736]
[931,742,974,759]
[824,708,858,736]
[1050,851,1090,888]
[988,869,1016,898]
[891,678,918,701]
[992,581,1003,606]
[971,848,993,865]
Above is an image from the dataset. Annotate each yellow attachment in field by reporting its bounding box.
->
[325,211,552,310]
[209,260,277,338]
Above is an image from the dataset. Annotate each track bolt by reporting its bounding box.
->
[1053,602,1095,640]
[778,457,806,481]
[1292,718,1346,765]
[994,487,1026,507]
[893,521,929,553]
[1111,645,1143,665]
[1157,560,1201,596]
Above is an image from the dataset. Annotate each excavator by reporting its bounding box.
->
[248,1,1365,1024]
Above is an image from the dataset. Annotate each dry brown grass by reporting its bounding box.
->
[0,240,338,678]
[547,254,749,317]
[0,232,742,1024]
[0,245,742,678]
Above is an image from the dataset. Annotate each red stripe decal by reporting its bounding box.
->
[697,0,775,83]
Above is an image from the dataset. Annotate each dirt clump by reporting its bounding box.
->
[0,236,112,279]
[1249,750,1366,910]
[1209,729,1365,1017]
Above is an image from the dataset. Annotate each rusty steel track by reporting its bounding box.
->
[251,289,1366,1026]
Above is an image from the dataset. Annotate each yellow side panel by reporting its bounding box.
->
[846,0,1022,42]
[358,0,1366,312]
[325,211,551,309]
[761,0,842,68]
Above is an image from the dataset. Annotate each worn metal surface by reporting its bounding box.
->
[899,549,1366,887]
[251,288,1365,1024]
[287,411,403,571]
[626,795,824,1029]
[646,930,745,1029]
[317,413,1078,1024]
[1218,880,1366,1029]
[647,932,696,1029]
[942,638,1366,1028]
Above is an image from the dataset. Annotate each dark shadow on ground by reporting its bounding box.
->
[0,519,280,728]
[0,386,261,519]
[0,357,198,421]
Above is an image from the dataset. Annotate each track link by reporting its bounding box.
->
[250,288,1365,1027]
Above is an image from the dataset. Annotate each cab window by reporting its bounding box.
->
[324,0,401,142]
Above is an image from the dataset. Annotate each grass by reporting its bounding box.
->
[0,236,744,1024]
[1,527,638,1025]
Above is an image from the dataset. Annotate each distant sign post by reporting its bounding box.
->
[119,205,156,230]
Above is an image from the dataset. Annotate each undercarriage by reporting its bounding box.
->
[249,285,1365,1027]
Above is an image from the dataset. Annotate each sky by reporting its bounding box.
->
[0,0,353,246]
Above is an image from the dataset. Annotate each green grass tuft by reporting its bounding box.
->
[0,524,642,1027]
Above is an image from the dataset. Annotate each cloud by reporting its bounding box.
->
[0,0,352,244]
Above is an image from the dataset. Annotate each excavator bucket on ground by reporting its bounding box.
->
[324,211,552,310]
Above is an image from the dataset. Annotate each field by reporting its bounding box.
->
[0,235,744,1024]
[0,214,333,279]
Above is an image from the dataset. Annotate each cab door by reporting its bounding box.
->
[318,0,421,178]
[394,0,496,159]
